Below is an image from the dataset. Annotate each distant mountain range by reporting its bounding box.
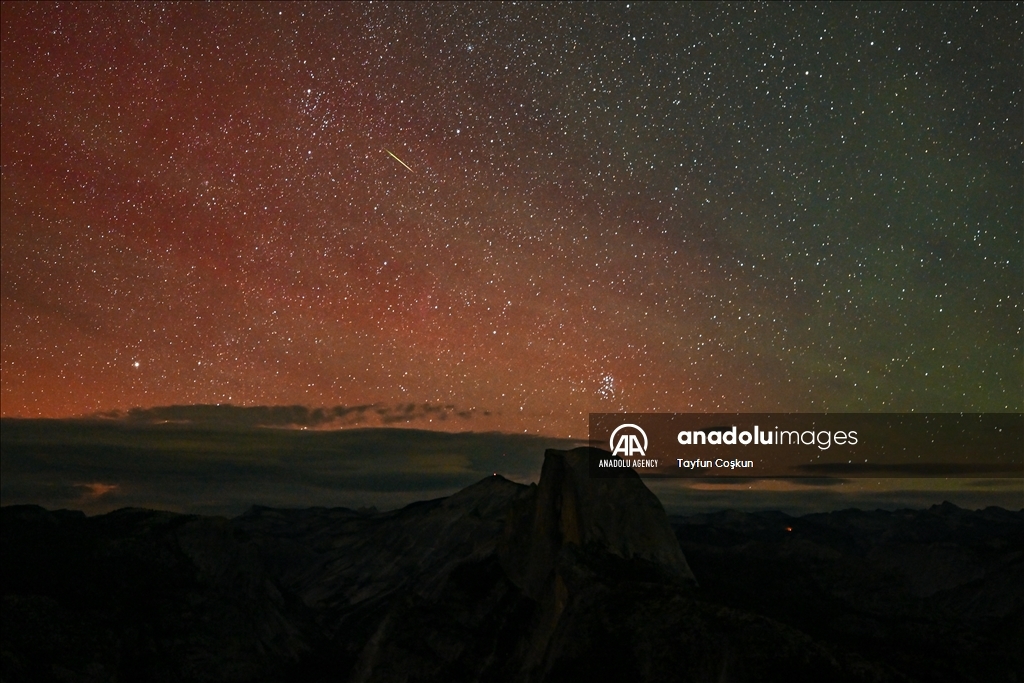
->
[2,447,1022,682]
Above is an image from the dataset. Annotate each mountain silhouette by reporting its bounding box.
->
[2,447,1021,682]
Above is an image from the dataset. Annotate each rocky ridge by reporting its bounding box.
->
[3,447,1021,682]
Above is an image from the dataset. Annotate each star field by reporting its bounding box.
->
[2,3,1020,437]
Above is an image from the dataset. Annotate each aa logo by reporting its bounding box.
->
[610,424,648,458]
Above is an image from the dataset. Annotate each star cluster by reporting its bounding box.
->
[2,3,1020,437]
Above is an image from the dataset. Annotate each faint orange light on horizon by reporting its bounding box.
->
[78,482,118,498]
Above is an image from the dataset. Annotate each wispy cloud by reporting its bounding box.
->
[90,403,493,430]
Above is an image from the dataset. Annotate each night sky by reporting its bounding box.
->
[2,2,1020,439]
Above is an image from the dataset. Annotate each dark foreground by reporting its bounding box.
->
[2,448,1022,683]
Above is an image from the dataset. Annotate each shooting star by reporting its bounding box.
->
[384,148,415,174]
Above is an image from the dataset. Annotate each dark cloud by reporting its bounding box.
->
[655,477,851,487]
[4,414,1019,518]
[969,479,1024,489]
[0,417,578,516]
[794,463,1022,477]
[653,482,1024,516]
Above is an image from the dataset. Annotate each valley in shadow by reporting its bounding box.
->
[2,447,1022,682]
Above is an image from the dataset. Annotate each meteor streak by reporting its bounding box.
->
[384,148,415,173]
